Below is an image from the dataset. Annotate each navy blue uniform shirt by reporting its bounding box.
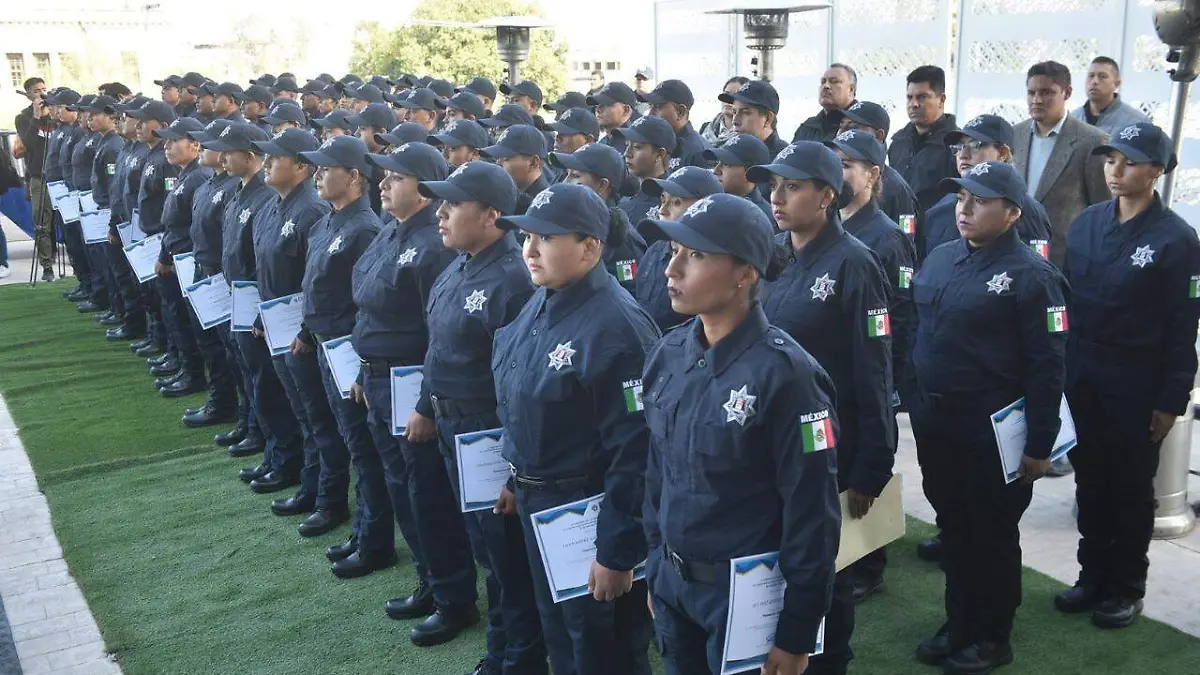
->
[922,191,1052,265]
[887,114,959,213]
[880,165,920,242]
[635,239,688,332]
[57,125,85,190]
[44,124,69,182]
[762,221,895,496]
[122,143,150,221]
[494,262,661,571]
[135,143,179,235]
[667,121,712,171]
[912,226,1068,457]
[254,180,330,300]
[301,194,381,339]
[618,172,666,225]
[1064,196,1200,415]
[514,173,551,216]
[602,206,646,295]
[351,201,456,363]
[743,186,775,225]
[158,159,213,264]
[220,172,275,283]
[90,130,124,208]
[190,172,240,272]
[106,139,135,230]
[70,130,99,192]
[643,306,840,655]
[755,132,790,202]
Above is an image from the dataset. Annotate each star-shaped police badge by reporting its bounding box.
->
[463,289,487,313]
[987,271,1013,294]
[683,196,713,218]
[211,190,224,205]
[238,208,251,225]
[397,247,417,265]
[327,234,343,254]
[835,130,855,142]
[1119,125,1141,141]
[548,342,576,371]
[967,162,990,177]
[810,273,837,301]
[280,220,296,238]
[775,145,796,161]
[722,386,757,425]
[529,190,552,211]
[144,164,155,178]
[1131,245,1155,268]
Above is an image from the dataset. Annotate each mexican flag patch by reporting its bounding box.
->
[164,177,177,192]
[898,214,916,236]
[867,308,890,337]
[1190,275,1200,299]
[898,266,913,289]
[615,259,637,282]
[106,163,116,176]
[622,379,644,412]
[1046,306,1068,333]
[800,410,835,453]
[1029,239,1050,259]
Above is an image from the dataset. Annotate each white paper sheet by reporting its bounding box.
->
[991,394,1077,483]
[123,233,163,283]
[454,429,510,512]
[259,293,305,356]
[390,366,424,435]
[47,180,69,204]
[320,336,361,400]
[80,208,111,244]
[78,191,98,213]
[529,494,646,603]
[57,191,81,222]
[172,253,197,297]
[721,552,824,674]
[185,273,232,330]
[230,281,262,333]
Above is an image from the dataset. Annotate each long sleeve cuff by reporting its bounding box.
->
[773,609,823,656]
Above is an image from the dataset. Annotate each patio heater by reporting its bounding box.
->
[476,16,549,88]
[707,2,832,81]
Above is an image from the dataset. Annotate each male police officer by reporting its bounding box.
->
[429,120,491,169]
[439,91,486,124]
[544,91,588,119]
[239,84,275,133]
[481,125,551,215]
[640,79,712,171]
[703,132,774,222]
[459,77,498,114]
[590,82,642,155]
[548,107,599,156]
[612,116,677,224]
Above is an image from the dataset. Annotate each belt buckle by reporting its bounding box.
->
[668,549,690,582]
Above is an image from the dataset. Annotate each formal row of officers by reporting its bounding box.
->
[25,64,1200,675]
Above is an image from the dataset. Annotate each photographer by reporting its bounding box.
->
[14,77,56,282]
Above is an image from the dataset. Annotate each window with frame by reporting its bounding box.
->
[7,53,25,89]
[33,53,51,75]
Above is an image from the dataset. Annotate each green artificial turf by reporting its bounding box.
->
[5,281,1200,674]
[0,283,214,476]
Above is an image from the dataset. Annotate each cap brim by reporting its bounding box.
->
[642,177,692,199]
[703,147,741,166]
[610,128,651,146]
[940,176,1005,199]
[549,122,587,135]
[480,144,518,159]
[418,179,473,203]
[429,133,464,148]
[944,129,1000,146]
[718,92,771,111]
[636,91,669,105]
[313,117,351,128]
[252,140,294,156]
[497,214,574,237]
[1092,142,1157,164]
[365,152,411,175]
[154,129,192,140]
[638,218,726,256]
[839,110,879,129]
[202,139,251,151]
[477,117,509,128]
[124,109,150,119]
[586,94,619,107]
[746,163,816,184]
[547,152,588,172]
[823,140,874,165]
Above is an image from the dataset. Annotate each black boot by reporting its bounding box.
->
[385,581,434,621]
[1091,597,1143,629]
[942,641,1013,675]
[917,534,942,562]
[1054,584,1102,614]
[213,424,248,446]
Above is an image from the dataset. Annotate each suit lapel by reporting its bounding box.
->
[1014,123,1032,175]
[1034,117,1078,201]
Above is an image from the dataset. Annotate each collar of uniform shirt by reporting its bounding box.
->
[787,218,844,267]
[394,199,439,238]
[953,221,1021,263]
[841,200,881,237]
[463,230,519,276]
[683,303,770,376]
[537,261,610,327]
[1106,191,1164,232]
[329,192,372,227]
[1035,113,1068,138]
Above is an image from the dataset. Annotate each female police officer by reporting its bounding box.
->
[749,141,894,675]
[1059,122,1200,629]
[910,161,1067,673]
[492,183,660,675]
[639,193,840,675]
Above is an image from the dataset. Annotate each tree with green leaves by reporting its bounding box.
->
[349,0,567,102]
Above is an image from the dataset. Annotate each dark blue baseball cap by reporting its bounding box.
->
[825,129,886,167]
[499,80,543,107]
[641,166,723,199]
[339,73,364,86]
[126,100,177,125]
[587,82,637,108]
[478,103,536,129]
[83,95,121,114]
[427,78,455,99]
[366,75,392,91]
[116,94,151,113]
[271,76,299,94]
[438,91,485,119]
[385,88,411,106]
[213,82,245,100]
[377,122,430,148]
[498,183,610,240]
[429,119,490,150]
[544,91,588,114]
[155,74,184,87]
[261,102,306,125]
[346,103,396,130]
[549,107,599,138]
[718,80,780,114]
[946,114,1014,148]
[941,160,1027,203]
[250,73,276,87]
[548,143,625,186]
[418,161,519,214]
[241,84,273,105]
[201,122,270,152]
[637,79,694,108]
[748,142,843,193]
[252,127,320,157]
[840,100,891,135]
[1093,122,1178,173]
[318,84,341,100]
[458,77,497,102]
[401,88,440,112]
[481,124,548,159]
[391,74,420,89]
[349,84,385,104]
[298,135,372,174]
[68,94,95,112]
[641,194,776,275]
[367,142,449,182]
[300,79,326,95]
[703,133,770,168]
[154,116,205,140]
[313,109,358,131]
[610,115,678,153]
[45,88,81,106]
[188,118,234,143]
[181,72,208,89]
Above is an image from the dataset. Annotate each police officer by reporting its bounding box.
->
[750,142,895,675]
[1058,122,1200,628]
[299,80,326,123]
[889,66,959,214]
[499,80,543,118]
[83,95,127,326]
[544,91,588,119]
[825,129,917,601]
[634,166,724,331]
[317,84,340,117]
[189,81,218,125]
[438,91,487,123]
[41,89,85,298]
[60,93,99,307]
[348,84,386,114]
[492,182,659,675]
[210,83,248,123]
[102,96,152,342]
[347,102,398,214]
[313,109,359,141]
[272,76,300,102]
[417,161,547,675]
[702,132,773,222]
[156,75,193,119]
[481,125,550,215]
[720,80,787,202]
[459,77,498,114]
[836,101,922,242]
[639,193,840,675]
[377,122,433,151]
[177,72,206,119]
[548,107,599,155]
[401,89,441,132]
[261,101,307,134]
[922,115,1052,264]
[70,95,113,316]
[612,116,677,224]
[479,104,538,139]
[428,119,490,169]
[589,82,641,156]
[909,161,1066,673]
[239,84,275,133]
[295,136,391,576]
[203,122,305,486]
[794,64,858,143]
[639,79,712,171]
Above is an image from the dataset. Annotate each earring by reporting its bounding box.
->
[737,283,743,289]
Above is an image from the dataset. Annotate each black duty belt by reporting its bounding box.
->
[513,472,595,493]
[361,359,402,376]
[664,544,720,584]
[429,394,496,419]
[312,333,334,346]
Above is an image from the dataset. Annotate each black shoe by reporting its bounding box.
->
[106,326,144,341]
[915,626,955,666]
[213,424,247,446]
[160,376,206,398]
[184,405,206,416]
[1091,597,1143,629]
[100,314,126,327]
[942,641,1013,675]
[410,606,481,647]
[183,406,236,429]
[385,582,434,621]
[238,463,271,483]
[147,353,172,367]
[1055,585,1102,614]
[271,492,316,516]
[41,268,54,283]
[463,660,500,675]
[130,337,154,353]
[324,535,357,561]
[96,311,117,324]
[852,574,885,604]
[149,359,180,376]
[302,509,350,539]
[250,471,300,494]
[154,371,185,389]
[63,285,82,298]
[331,550,398,580]
[135,343,165,358]
[227,435,264,458]
[76,301,106,313]
[917,535,942,562]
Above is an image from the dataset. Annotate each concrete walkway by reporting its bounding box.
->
[1,217,72,289]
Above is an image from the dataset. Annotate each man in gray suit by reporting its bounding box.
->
[1014,60,1109,270]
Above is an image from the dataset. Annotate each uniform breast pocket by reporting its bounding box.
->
[643,373,677,443]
